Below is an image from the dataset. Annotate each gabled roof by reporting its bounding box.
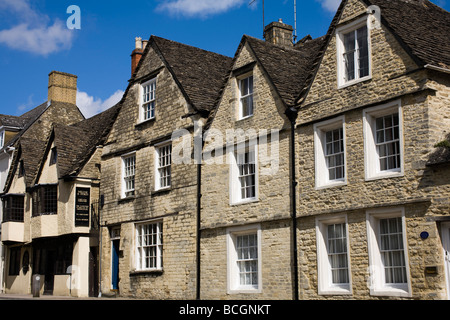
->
[34,102,122,182]
[1,101,48,150]
[0,114,29,129]
[296,0,450,105]
[3,137,47,192]
[364,0,450,69]
[244,35,326,107]
[133,36,233,114]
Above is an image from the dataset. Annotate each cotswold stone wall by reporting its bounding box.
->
[99,47,199,299]
[295,0,450,300]
[200,41,296,299]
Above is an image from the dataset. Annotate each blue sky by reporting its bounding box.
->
[0,0,448,118]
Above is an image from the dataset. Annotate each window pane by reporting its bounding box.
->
[158,145,172,188]
[344,31,356,81]
[240,76,254,118]
[324,127,345,181]
[237,149,256,200]
[357,26,369,78]
[376,113,401,171]
[136,223,162,270]
[327,223,349,285]
[379,217,407,284]
[236,234,258,287]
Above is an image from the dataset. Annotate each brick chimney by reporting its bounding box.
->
[131,37,147,76]
[264,19,294,47]
[48,71,77,104]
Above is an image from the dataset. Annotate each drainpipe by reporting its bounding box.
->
[196,159,202,300]
[285,106,299,300]
[193,117,204,300]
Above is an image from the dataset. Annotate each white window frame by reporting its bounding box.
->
[366,207,411,297]
[135,220,163,271]
[140,78,156,122]
[314,116,347,189]
[0,129,4,149]
[363,99,404,181]
[238,74,254,120]
[121,152,136,198]
[227,224,262,294]
[229,143,258,205]
[336,16,372,88]
[316,215,352,295]
[155,142,172,191]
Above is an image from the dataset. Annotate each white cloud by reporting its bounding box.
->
[156,0,247,18]
[316,0,341,13]
[76,90,124,119]
[0,0,74,56]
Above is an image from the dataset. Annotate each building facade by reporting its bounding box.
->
[98,36,232,299]
[1,0,449,300]
[0,71,85,293]
[1,71,119,297]
[294,0,450,299]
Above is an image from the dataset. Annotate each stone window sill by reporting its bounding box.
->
[130,269,163,277]
[151,187,172,196]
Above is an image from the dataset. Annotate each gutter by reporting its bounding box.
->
[424,64,450,74]
[285,106,299,300]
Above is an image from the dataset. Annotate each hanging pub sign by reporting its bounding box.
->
[75,187,90,227]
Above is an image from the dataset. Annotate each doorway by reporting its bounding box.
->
[441,222,450,299]
[111,240,119,290]
[43,250,56,295]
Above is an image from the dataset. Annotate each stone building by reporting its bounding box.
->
[199,23,325,299]
[294,0,450,299]
[98,36,232,299]
[0,71,85,293]
[199,0,449,300]
[1,71,120,297]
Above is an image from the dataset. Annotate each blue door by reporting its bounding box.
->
[111,240,119,290]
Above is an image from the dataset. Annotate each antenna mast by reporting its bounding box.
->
[249,0,264,39]
[263,0,265,39]
[293,0,297,43]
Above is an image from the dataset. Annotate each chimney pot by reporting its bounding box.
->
[135,37,143,49]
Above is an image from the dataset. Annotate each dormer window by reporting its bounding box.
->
[337,17,371,88]
[50,147,57,165]
[239,75,254,119]
[140,78,156,122]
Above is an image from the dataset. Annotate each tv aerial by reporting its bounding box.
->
[248,0,298,43]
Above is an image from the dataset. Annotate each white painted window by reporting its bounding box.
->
[336,17,371,88]
[239,75,254,119]
[227,224,262,293]
[366,207,411,297]
[363,100,403,180]
[155,143,172,190]
[230,144,258,204]
[316,216,351,295]
[122,153,136,198]
[140,78,156,122]
[135,221,163,271]
[314,116,346,189]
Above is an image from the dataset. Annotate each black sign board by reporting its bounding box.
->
[75,187,90,227]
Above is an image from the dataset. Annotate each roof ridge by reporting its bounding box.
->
[151,35,232,59]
